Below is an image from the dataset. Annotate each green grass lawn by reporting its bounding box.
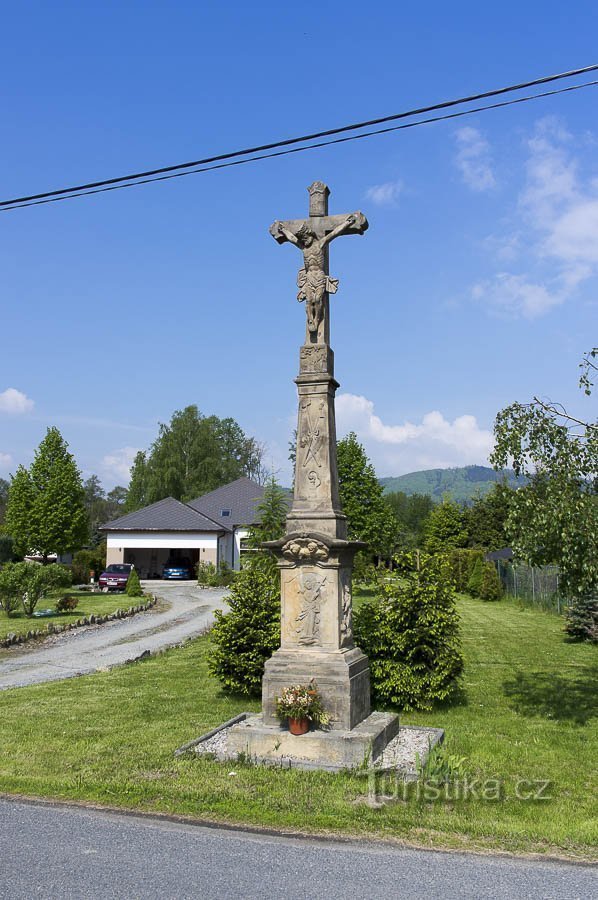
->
[0,591,150,640]
[0,594,595,859]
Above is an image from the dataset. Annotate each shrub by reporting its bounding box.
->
[125,568,143,597]
[449,548,483,593]
[0,563,23,616]
[72,548,106,585]
[353,553,379,585]
[197,561,216,586]
[208,566,280,695]
[216,560,235,586]
[353,552,463,711]
[56,595,80,612]
[0,562,71,616]
[466,556,484,598]
[565,593,598,643]
[197,560,235,587]
[479,561,503,601]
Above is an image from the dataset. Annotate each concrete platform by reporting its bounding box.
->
[225,711,400,772]
[175,713,445,776]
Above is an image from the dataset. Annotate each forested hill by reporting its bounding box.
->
[379,465,524,503]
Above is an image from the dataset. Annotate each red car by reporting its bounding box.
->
[98,564,133,591]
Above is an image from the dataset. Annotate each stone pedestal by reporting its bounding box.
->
[259,531,369,731]
[262,646,370,731]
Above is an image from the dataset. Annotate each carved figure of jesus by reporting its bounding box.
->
[275,215,356,334]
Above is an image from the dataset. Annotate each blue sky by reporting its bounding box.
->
[1,1,596,488]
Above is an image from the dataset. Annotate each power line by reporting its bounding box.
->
[3,64,597,208]
[2,68,598,212]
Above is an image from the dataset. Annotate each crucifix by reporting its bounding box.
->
[270,182,368,344]
[227,180,401,764]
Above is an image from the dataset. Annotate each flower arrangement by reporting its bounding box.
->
[275,680,330,728]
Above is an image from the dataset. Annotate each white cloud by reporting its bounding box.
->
[454,126,496,192]
[520,117,576,220]
[336,393,493,475]
[365,180,403,206]
[478,117,598,318]
[101,447,140,484]
[483,233,521,263]
[545,199,598,264]
[472,273,564,319]
[0,452,12,471]
[0,388,34,414]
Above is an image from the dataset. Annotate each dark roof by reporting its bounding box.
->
[484,548,514,562]
[188,477,267,527]
[100,496,225,533]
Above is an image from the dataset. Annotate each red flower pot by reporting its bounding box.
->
[288,717,309,736]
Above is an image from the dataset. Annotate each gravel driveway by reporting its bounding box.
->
[0,582,229,691]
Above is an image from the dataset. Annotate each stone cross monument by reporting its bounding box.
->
[228,183,398,769]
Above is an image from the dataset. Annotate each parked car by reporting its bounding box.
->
[162,557,193,580]
[98,563,133,591]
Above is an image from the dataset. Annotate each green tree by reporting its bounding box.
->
[2,466,34,558]
[124,452,148,513]
[0,535,15,565]
[423,496,468,554]
[83,476,127,540]
[0,477,9,524]
[354,552,463,710]
[83,475,106,544]
[251,476,288,544]
[465,483,513,551]
[243,475,289,575]
[491,350,597,641]
[124,406,264,511]
[4,429,88,563]
[106,485,127,510]
[337,432,398,563]
[384,490,434,548]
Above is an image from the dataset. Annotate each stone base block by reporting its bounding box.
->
[262,646,370,731]
[226,711,399,772]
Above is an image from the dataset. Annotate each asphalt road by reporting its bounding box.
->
[0,799,594,900]
[0,582,228,690]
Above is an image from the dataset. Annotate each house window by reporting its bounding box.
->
[220,508,231,518]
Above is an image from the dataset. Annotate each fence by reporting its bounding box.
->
[496,560,567,614]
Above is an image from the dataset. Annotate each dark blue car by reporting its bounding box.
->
[162,557,193,580]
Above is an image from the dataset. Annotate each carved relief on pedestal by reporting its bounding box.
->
[295,570,326,646]
[282,536,329,562]
[299,399,326,468]
[307,470,322,490]
[300,345,328,374]
[339,568,353,647]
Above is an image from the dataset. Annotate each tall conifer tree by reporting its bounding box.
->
[4,428,88,562]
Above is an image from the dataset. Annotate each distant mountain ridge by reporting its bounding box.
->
[379,465,524,503]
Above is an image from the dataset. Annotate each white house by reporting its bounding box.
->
[100,477,270,577]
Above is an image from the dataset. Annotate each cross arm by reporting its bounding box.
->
[269,211,368,244]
